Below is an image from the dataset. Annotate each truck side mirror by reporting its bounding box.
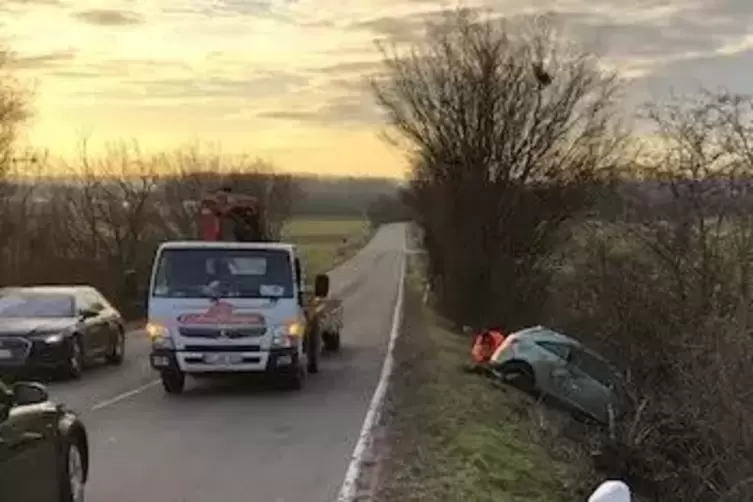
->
[314,274,330,298]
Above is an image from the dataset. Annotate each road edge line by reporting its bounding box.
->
[336,246,406,501]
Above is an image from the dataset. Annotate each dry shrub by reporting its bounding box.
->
[547,91,753,501]
[0,143,299,320]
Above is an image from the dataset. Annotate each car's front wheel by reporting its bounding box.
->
[60,437,86,502]
[498,361,536,394]
[106,328,125,365]
[62,336,84,380]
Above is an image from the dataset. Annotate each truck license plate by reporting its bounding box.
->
[204,353,242,365]
[0,349,11,359]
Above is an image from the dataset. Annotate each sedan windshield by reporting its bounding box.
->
[0,293,75,318]
[152,248,295,299]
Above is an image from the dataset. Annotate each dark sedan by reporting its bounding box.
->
[0,380,89,502]
[0,286,126,379]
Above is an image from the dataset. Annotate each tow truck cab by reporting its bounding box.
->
[146,240,329,394]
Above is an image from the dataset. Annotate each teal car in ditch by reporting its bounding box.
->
[489,325,624,424]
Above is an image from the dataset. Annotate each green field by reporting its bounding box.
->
[282,217,372,277]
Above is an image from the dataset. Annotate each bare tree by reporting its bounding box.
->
[0,49,29,178]
[0,47,301,319]
[373,9,628,327]
[0,48,32,285]
[548,90,753,501]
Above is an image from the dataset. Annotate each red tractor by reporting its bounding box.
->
[198,187,272,242]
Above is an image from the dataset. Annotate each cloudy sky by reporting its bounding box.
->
[2,0,753,177]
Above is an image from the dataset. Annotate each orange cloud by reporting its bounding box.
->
[3,0,753,178]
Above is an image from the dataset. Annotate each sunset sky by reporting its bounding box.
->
[2,0,753,178]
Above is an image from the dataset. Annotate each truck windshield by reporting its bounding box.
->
[151,248,295,299]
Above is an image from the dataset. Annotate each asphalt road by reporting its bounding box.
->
[47,223,407,502]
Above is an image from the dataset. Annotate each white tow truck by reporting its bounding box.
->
[145,188,343,393]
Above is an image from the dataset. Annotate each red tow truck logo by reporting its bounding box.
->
[177,301,265,325]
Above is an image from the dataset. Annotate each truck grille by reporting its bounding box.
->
[183,344,261,352]
[178,327,266,339]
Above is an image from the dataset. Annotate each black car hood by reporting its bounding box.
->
[0,318,75,337]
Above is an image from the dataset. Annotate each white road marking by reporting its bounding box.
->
[337,248,407,501]
[90,380,160,411]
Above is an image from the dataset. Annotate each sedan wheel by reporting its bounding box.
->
[106,329,125,365]
[499,361,536,394]
[62,441,86,502]
[64,338,84,380]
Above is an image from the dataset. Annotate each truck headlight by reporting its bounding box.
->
[146,322,174,349]
[271,320,304,348]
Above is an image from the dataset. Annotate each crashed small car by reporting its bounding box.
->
[489,325,623,424]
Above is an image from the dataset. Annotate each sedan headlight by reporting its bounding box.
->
[43,332,65,344]
[271,320,305,348]
[146,322,174,349]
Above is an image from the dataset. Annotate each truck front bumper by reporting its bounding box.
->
[150,347,300,375]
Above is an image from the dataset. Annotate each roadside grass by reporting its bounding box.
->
[282,217,372,276]
[376,259,577,502]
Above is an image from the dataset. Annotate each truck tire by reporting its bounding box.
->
[283,361,306,391]
[323,330,341,353]
[161,369,185,394]
[306,329,320,374]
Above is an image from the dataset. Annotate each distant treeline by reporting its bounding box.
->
[290,175,401,218]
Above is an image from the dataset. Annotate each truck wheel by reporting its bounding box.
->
[323,331,341,353]
[161,370,185,394]
[283,362,306,391]
[306,330,320,374]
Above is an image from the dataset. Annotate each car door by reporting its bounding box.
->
[538,341,578,398]
[563,348,614,421]
[90,289,121,347]
[0,395,60,502]
[76,291,108,356]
